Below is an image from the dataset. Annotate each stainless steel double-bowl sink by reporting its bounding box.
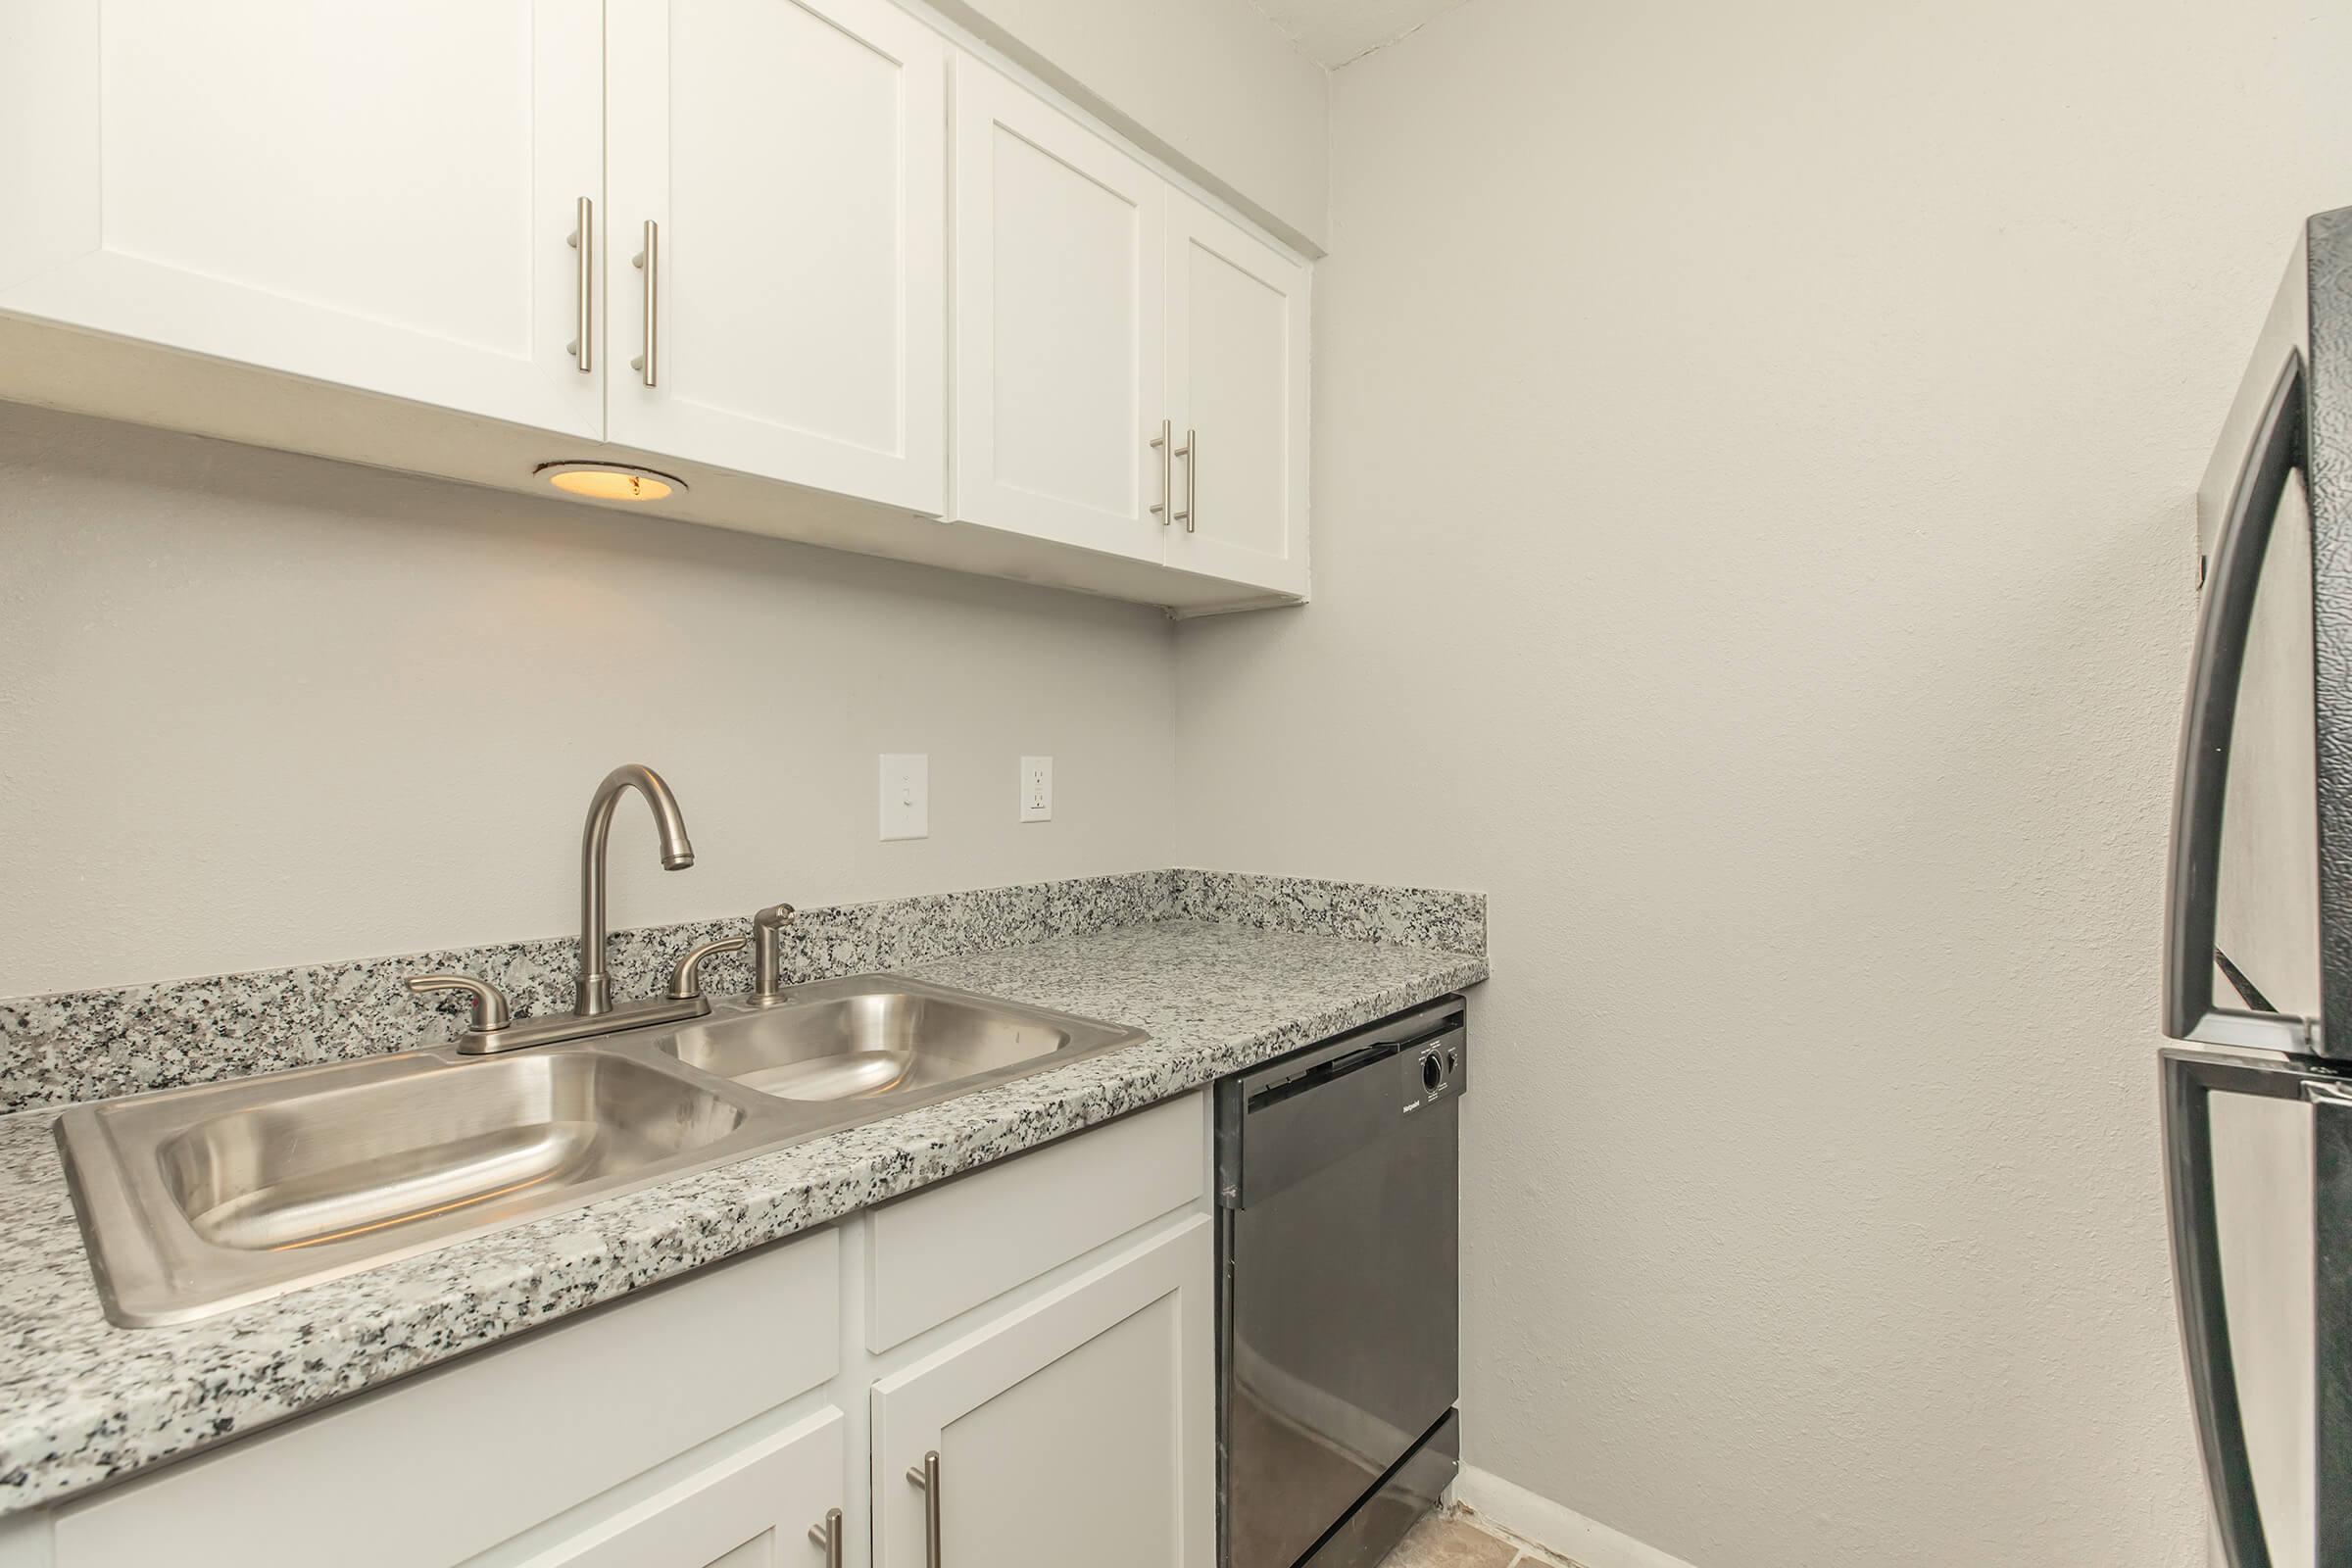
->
[54,977,1148,1327]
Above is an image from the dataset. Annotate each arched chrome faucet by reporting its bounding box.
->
[577,763,696,1017]
[404,762,746,1054]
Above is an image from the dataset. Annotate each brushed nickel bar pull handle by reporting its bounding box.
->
[631,219,659,387]
[906,1449,942,1566]
[1150,419,1172,524]
[807,1506,844,1567]
[567,195,594,372]
[1172,426,1195,531]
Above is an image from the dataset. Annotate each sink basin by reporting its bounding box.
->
[159,1052,748,1252]
[54,976,1149,1327]
[659,976,1149,1105]
[56,1045,775,1326]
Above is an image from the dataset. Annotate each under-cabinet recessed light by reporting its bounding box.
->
[533,462,686,502]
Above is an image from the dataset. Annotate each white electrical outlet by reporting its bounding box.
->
[880,754,928,840]
[1019,756,1053,822]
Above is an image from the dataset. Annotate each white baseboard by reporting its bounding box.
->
[1453,1465,1701,1568]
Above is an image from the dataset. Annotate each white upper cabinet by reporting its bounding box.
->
[1164,191,1312,597]
[0,0,604,438]
[950,63,1310,598]
[952,56,1167,564]
[605,0,947,514]
[0,5,1310,610]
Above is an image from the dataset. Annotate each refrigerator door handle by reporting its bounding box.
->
[2307,1082,2352,1564]
[2165,352,2313,1052]
[2164,1049,2294,1568]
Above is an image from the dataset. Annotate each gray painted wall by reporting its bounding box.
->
[0,404,1180,998]
[1174,0,2352,1562]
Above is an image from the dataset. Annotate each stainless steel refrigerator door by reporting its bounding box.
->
[2162,1047,2352,1568]
[2167,212,2352,1060]
[2168,243,2320,1053]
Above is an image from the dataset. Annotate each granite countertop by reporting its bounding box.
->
[0,919,1486,1516]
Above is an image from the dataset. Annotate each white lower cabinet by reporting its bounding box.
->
[51,1233,844,1568]
[870,1217,1215,1568]
[514,1409,845,1568]
[20,1094,1214,1568]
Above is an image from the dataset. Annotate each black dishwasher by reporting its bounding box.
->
[1215,995,1466,1568]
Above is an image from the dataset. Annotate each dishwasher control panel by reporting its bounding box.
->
[1407,1028,1464,1111]
[1215,996,1468,1207]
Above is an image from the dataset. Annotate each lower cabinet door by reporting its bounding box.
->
[870,1216,1214,1568]
[514,1407,847,1568]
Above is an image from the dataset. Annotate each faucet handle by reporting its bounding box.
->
[406,973,514,1033]
[667,936,748,1002]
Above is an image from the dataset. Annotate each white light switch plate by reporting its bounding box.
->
[1019,756,1053,822]
[880,754,928,841]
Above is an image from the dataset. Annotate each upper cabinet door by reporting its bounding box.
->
[1163,191,1312,597]
[0,0,604,438]
[952,57,1166,563]
[605,0,947,514]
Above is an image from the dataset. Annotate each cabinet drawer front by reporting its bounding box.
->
[508,1406,844,1568]
[866,1091,1206,1351]
[870,1215,1214,1568]
[55,1229,840,1568]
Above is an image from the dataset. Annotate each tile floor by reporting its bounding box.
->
[1381,1505,1574,1568]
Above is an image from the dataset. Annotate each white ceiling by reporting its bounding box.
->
[1246,0,1470,68]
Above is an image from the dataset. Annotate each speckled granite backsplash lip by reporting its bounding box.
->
[0,869,1484,1113]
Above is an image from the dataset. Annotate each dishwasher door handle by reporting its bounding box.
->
[1245,1040,1394,1111]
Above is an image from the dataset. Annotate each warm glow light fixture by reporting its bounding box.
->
[534,461,686,502]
